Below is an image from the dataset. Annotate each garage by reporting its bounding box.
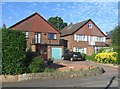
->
[51,47,62,60]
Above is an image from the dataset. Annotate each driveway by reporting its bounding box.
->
[2,60,119,88]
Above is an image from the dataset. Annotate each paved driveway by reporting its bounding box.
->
[2,60,119,88]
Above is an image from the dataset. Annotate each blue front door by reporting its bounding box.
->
[52,47,62,60]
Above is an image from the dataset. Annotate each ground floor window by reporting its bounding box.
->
[94,46,107,54]
[73,47,87,54]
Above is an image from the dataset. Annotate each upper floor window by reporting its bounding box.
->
[48,33,56,40]
[34,32,41,43]
[88,24,92,28]
[24,32,29,38]
[74,34,87,42]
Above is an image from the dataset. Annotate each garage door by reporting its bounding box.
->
[52,47,62,60]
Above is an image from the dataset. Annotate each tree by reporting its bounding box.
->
[111,26,120,64]
[47,16,67,31]
[112,26,120,46]
[2,28,26,74]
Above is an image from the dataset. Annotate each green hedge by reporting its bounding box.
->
[2,28,26,75]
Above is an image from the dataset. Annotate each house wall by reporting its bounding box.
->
[61,20,106,55]
[61,35,73,51]
[41,33,60,44]
[24,31,60,51]
[87,46,94,55]
[75,21,105,37]
[106,38,111,46]
[11,13,63,60]
[47,46,64,59]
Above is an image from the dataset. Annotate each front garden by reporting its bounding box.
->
[1,28,105,82]
[85,26,120,65]
[85,48,119,65]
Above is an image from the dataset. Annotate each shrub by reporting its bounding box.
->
[98,47,113,53]
[44,67,56,72]
[113,46,120,64]
[81,53,86,60]
[24,47,39,72]
[95,52,118,64]
[85,53,96,62]
[28,57,45,73]
[2,28,26,75]
[97,48,106,53]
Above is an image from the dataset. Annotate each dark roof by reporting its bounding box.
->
[60,19,106,37]
[60,19,89,36]
[106,30,113,39]
[9,12,60,34]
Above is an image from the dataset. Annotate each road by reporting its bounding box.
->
[2,60,119,88]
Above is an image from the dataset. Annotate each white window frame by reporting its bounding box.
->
[88,24,92,28]
[25,32,29,38]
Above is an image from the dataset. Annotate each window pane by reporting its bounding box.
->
[54,34,56,39]
[25,32,29,38]
[38,33,41,43]
[48,33,51,39]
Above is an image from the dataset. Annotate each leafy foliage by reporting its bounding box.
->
[0,30,2,73]
[95,52,118,64]
[112,26,120,46]
[24,47,39,72]
[85,53,96,62]
[97,48,106,53]
[2,28,26,75]
[47,16,67,31]
[111,26,120,64]
[28,57,45,73]
[44,67,56,72]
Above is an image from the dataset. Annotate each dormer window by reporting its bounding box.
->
[88,24,92,28]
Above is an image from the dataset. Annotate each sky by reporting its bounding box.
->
[1,1,119,33]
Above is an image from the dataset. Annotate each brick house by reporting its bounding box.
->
[10,12,64,60]
[60,19,107,55]
[106,31,112,46]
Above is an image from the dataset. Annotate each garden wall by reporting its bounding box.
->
[1,67,105,83]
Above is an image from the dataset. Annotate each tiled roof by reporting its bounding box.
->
[9,12,60,34]
[60,19,90,36]
[60,19,106,37]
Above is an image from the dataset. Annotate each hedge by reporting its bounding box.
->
[2,28,26,75]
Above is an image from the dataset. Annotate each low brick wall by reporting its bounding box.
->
[1,67,105,83]
[1,75,18,82]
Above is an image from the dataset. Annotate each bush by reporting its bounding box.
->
[24,47,39,72]
[28,57,45,73]
[113,46,120,64]
[97,48,106,53]
[44,67,56,72]
[95,52,118,64]
[81,53,86,60]
[2,28,26,75]
[85,53,96,62]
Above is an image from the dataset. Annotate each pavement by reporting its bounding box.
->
[2,60,119,88]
